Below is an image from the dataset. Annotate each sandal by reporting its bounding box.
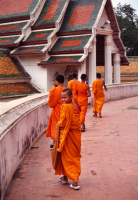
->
[81,128,85,132]
[70,184,80,190]
[59,177,68,185]
[50,144,54,148]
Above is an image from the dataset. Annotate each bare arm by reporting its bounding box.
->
[103,81,107,91]
[87,86,91,97]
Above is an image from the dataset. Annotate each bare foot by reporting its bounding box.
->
[99,114,102,118]
[93,114,97,117]
[72,180,78,186]
[62,176,68,182]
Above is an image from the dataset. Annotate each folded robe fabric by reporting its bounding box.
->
[92,79,105,114]
[46,86,64,140]
[74,82,88,124]
[51,122,60,170]
[55,104,81,181]
[68,80,78,104]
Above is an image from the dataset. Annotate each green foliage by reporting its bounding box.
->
[114,3,138,56]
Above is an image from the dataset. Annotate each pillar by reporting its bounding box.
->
[89,37,96,85]
[105,35,112,84]
[78,59,86,81]
[113,54,120,83]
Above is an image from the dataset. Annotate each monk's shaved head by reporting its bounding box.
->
[62,89,72,96]
[81,74,87,80]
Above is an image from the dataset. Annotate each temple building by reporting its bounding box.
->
[0,0,129,98]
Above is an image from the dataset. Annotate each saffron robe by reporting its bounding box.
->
[74,82,88,124]
[92,79,105,114]
[46,86,64,141]
[68,80,77,104]
[55,104,81,181]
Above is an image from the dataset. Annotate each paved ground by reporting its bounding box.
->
[4,96,138,200]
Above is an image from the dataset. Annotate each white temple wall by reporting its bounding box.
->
[47,65,67,91]
[18,56,48,92]
[97,9,112,30]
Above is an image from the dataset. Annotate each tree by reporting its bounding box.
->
[114,3,138,56]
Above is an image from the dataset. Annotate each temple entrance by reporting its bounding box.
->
[64,65,78,87]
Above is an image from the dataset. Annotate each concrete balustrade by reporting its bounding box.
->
[0,93,51,200]
[0,82,138,199]
[88,82,138,103]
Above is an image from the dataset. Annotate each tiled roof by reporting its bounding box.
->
[50,35,91,54]
[0,50,29,78]
[0,0,39,23]
[11,45,45,56]
[38,55,82,66]
[0,35,20,47]
[0,21,28,36]
[58,0,103,35]
[32,0,66,29]
[23,30,53,45]
[0,83,39,98]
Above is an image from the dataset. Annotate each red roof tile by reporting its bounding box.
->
[0,0,33,15]
[21,49,36,52]
[69,5,95,26]
[55,58,74,62]
[0,39,12,43]
[0,25,20,31]
[61,39,82,47]
[34,33,46,39]
[44,0,60,21]
[0,84,31,93]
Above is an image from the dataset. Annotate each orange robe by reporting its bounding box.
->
[46,86,64,141]
[92,79,105,114]
[74,82,88,124]
[68,80,77,104]
[55,104,81,181]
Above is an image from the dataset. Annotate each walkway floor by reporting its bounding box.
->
[4,96,138,200]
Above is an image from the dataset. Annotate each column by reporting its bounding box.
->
[78,59,86,81]
[113,54,120,83]
[78,65,81,81]
[89,37,96,85]
[105,35,112,84]
[81,59,86,74]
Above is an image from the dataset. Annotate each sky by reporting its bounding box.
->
[112,0,138,15]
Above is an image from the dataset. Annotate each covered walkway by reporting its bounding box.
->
[4,96,138,200]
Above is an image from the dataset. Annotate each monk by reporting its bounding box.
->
[68,73,78,104]
[74,74,91,132]
[55,88,81,190]
[92,73,107,118]
[46,75,64,148]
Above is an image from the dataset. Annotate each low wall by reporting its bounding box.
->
[0,93,51,200]
[88,82,138,103]
[0,82,138,200]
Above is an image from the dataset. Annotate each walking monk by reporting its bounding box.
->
[92,73,107,118]
[46,75,64,148]
[54,89,81,190]
[74,74,91,132]
[68,73,78,104]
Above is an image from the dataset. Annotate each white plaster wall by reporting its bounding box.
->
[18,55,47,92]
[97,9,112,30]
[47,65,67,91]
